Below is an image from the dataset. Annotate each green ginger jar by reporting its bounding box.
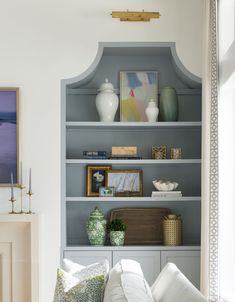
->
[159,86,178,121]
[86,207,107,246]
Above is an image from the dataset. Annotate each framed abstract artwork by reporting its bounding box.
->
[0,88,19,186]
[120,71,158,122]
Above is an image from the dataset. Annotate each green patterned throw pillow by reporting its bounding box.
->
[54,260,109,302]
[54,268,105,302]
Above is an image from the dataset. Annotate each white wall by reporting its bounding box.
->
[0,0,204,300]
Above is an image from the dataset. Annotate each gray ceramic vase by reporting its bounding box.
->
[159,86,178,121]
[110,231,125,246]
[86,207,107,246]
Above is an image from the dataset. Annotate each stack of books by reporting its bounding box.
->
[109,146,142,160]
[83,151,107,159]
[151,191,182,198]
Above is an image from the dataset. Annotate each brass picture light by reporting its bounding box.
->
[111,10,161,22]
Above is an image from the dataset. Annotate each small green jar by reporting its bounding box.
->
[110,231,125,246]
[159,86,178,121]
[86,207,107,246]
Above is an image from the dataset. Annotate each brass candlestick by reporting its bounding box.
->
[9,197,17,214]
[26,191,34,214]
[19,185,26,214]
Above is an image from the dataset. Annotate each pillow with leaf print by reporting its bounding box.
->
[54,260,109,302]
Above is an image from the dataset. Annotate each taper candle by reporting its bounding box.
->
[10,172,14,199]
[29,168,32,193]
[20,161,23,185]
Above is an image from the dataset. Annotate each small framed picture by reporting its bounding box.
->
[99,186,115,197]
[86,165,112,197]
[171,148,182,159]
[152,145,167,159]
[106,169,143,197]
[120,71,158,122]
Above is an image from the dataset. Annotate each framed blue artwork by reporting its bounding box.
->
[0,88,19,186]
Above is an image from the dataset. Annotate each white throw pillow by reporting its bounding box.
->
[62,258,85,274]
[103,259,154,302]
[151,263,206,302]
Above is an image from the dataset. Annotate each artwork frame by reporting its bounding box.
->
[99,186,115,197]
[120,71,158,122]
[0,88,19,186]
[86,165,112,197]
[170,148,182,159]
[106,169,143,197]
[152,145,167,159]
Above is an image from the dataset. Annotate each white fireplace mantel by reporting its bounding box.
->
[0,214,39,302]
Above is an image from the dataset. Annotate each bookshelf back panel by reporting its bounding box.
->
[66,164,201,197]
[66,94,201,122]
[66,128,201,159]
[66,201,201,246]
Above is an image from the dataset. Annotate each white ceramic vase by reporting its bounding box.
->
[145,99,159,122]
[96,78,119,122]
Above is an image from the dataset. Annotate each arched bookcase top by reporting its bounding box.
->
[62,42,201,89]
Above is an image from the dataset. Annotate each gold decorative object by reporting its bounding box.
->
[9,172,17,214]
[171,148,182,159]
[26,191,34,214]
[111,10,161,22]
[112,146,137,156]
[152,145,167,159]
[163,214,182,246]
[19,184,25,214]
[9,197,17,214]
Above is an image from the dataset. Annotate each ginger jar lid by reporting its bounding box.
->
[98,78,115,92]
[148,98,157,107]
[90,207,105,219]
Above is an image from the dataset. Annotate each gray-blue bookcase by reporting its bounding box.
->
[61,42,202,286]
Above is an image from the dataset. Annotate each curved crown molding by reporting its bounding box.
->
[62,42,202,88]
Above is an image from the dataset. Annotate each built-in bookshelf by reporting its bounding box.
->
[61,42,202,250]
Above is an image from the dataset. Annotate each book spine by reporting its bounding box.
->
[108,156,142,160]
[83,151,107,156]
[83,156,107,159]
[151,193,182,198]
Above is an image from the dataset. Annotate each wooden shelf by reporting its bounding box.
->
[66,159,201,165]
[66,121,202,129]
[66,196,201,202]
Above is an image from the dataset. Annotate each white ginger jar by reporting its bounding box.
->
[96,78,119,122]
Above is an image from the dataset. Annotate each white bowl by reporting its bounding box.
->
[152,180,179,191]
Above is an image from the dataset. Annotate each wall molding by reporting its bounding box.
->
[209,0,219,301]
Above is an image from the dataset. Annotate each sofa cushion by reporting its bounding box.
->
[103,259,154,302]
[151,263,206,302]
[54,259,109,302]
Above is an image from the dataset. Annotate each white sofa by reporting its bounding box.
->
[54,259,206,302]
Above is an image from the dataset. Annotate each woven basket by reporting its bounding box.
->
[163,214,182,246]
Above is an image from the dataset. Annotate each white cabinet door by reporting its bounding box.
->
[161,251,200,289]
[64,251,112,267]
[113,251,161,286]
